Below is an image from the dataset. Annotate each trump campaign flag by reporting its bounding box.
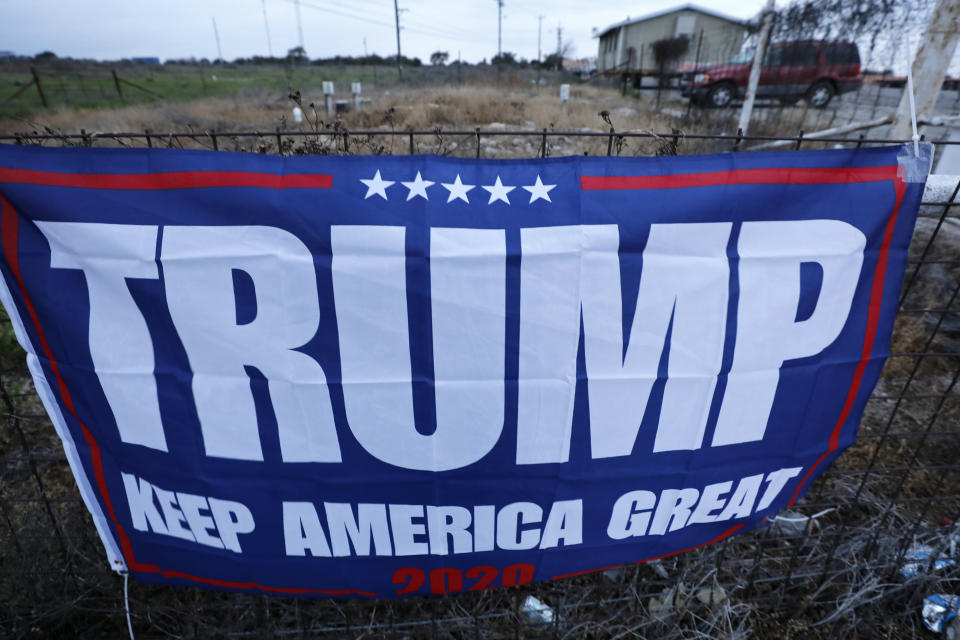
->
[0,142,929,597]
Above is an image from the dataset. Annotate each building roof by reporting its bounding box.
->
[597,3,748,38]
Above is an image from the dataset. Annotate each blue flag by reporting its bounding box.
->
[0,142,929,597]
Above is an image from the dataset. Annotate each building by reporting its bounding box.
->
[596,4,748,76]
[562,57,597,76]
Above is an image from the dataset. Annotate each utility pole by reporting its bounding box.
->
[737,0,774,136]
[496,0,504,58]
[294,0,305,50]
[536,15,543,86]
[393,0,403,78]
[261,0,273,57]
[211,17,224,62]
[556,24,562,70]
[890,0,960,140]
[537,15,543,63]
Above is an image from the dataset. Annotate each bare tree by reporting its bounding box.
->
[765,0,934,71]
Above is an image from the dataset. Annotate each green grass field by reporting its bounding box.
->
[0,63,464,121]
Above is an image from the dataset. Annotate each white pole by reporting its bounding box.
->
[352,82,362,110]
[738,0,775,136]
[323,81,335,117]
[904,37,920,156]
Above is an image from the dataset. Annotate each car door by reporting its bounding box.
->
[758,45,784,97]
[778,43,820,97]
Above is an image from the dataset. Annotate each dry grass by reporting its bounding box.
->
[0,84,670,132]
[0,82,843,159]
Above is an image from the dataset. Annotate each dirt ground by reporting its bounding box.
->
[0,81,845,159]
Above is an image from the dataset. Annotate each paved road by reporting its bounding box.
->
[935,128,960,174]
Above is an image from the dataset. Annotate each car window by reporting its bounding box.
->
[825,44,860,64]
[762,47,783,67]
[729,48,755,64]
[780,44,819,66]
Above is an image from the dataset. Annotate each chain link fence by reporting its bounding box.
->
[1,128,959,639]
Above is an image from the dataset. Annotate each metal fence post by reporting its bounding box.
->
[111,69,123,98]
[30,67,48,108]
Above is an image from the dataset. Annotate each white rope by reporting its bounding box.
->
[123,571,135,640]
[904,35,920,156]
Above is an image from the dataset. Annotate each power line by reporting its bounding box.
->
[274,0,499,59]
[287,0,472,42]
[289,0,393,29]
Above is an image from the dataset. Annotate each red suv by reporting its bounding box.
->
[681,41,862,108]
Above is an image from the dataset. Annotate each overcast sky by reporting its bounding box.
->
[0,0,768,64]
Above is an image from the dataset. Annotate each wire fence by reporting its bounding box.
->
[0,63,572,119]
[1,128,960,639]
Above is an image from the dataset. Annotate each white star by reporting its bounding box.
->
[401,171,435,201]
[360,170,394,200]
[441,174,475,204]
[522,175,556,203]
[482,176,515,205]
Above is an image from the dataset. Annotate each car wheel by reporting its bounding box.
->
[706,83,735,108]
[806,81,835,109]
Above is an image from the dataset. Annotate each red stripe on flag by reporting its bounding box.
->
[0,167,333,190]
[787,175,908,505]
[580,165,898,190]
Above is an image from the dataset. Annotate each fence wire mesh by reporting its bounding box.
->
[1,128,959,639]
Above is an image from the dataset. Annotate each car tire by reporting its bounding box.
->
[706,83,735,108]
[806,81,835,109]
